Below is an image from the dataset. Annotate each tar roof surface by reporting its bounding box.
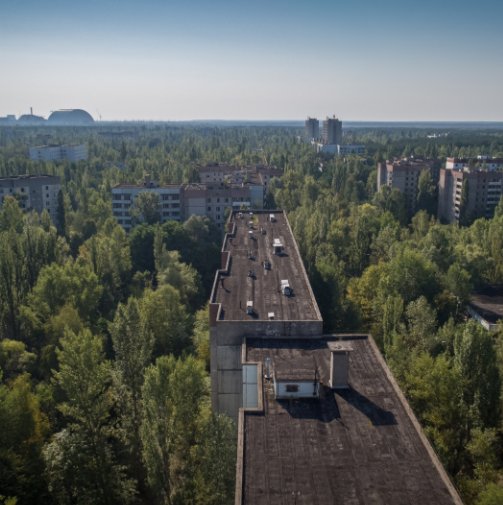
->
[470,294,503,323]
[240,336,462,505]
[213,211,320,322]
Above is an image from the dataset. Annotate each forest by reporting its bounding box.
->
[1,123,503,504]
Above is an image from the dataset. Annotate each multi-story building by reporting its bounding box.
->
[316,143,366,155]
[210,210,463,505]
[183,182,258,226]
[438,157,503,224]
[111,179,182,231]
[377,158,435,215]
[0,174,61,224]
[322,115,342,145]
[112,164,281,231]
[304,116,319,140]
[29,144,88,162]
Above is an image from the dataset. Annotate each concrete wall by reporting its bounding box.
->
[210,318,323,419]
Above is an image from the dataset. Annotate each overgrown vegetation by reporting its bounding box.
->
[1,123,503,504]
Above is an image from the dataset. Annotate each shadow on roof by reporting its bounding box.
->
[336,387,397,426]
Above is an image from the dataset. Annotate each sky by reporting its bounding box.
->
[0,0,502,121]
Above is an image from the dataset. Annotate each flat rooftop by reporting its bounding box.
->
[238,336,462,505]
[212,211,321,322]
[470,289,503,324]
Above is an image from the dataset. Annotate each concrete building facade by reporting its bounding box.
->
[438,157,503,224]
[322,115,342,145]
[304,117,319,140]
[112,164,281,231]
[111,181,182,231]
[0,174,61,224]
[29,144,88,162]
[377,158,435,215]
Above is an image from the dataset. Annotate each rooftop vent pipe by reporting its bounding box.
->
[328,342,353,389]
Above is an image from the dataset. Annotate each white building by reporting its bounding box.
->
[111,181,182,231]
[29,144,88,162]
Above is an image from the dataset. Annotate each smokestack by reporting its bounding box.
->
[328,342,353,389]
[30,107,33,115]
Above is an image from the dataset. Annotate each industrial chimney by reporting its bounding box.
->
[328,341,353,389]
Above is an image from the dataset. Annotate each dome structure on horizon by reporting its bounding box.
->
[18,114,46,124]
[48,109,94,125]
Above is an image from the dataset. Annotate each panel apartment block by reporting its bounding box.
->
[0,174,61,225]
[29,144,88,162]
[209,210,323,419]
[377,158,435,215]
[438,157,503,224]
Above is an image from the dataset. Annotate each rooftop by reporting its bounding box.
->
[470,288,503,324]
[112,183,180,190]
[0,174,60,183]
[238,336,462,505]
[211,210,321,322]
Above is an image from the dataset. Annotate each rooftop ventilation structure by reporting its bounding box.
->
[328,341,353,389]
[280,280,292,296]
[273,238,284,255]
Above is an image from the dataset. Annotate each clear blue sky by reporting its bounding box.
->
[1,0,502,121]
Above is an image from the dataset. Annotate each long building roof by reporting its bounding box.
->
[210,210,321,323]
[237,336,463,505]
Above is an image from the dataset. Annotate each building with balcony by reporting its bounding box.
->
[377,158,436,215]
[111,179,182,231]
[438,157,503,224]
[0,174,61,225]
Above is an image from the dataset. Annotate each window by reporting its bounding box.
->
[286,384,299,393]
[207,206,211,211]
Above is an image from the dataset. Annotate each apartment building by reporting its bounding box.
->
[112,164,280,230]
[377,158,435,215]
[438,157,503,224]
[0,174,61,224]
[304,116,319,140]
[322,115,342,145]
[111,180,182,231]
[209,210,463,505]
[29,144,88,162]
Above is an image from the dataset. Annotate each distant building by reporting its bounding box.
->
[0,115,17,125]
[112,178,182,232]
[18,114,46,125]
[304,117,319,140]
[29,144,88,162]
[377,158,435,215]
[48,109,94,125]
[316,143,365,155]
[0,174,61,225]
[112,164,281,231]
[322,115,342,145]
[438,157,503,224]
